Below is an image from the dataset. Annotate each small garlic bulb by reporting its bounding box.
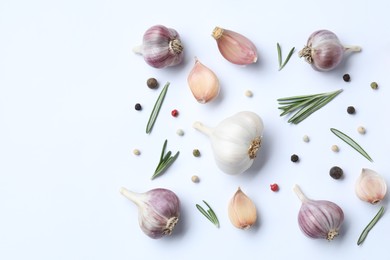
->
[193,111,264,175]
[228,187,257,229]
[212,26,258,65]
[120,187,180,239]
[299,29,361,71]
[187,58,220,103]
[133,25,184,69]
[293,184,344,241]
[355,168,387,204]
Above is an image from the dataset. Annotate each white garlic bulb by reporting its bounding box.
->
[355,168,387,204]
[193,111,264,175]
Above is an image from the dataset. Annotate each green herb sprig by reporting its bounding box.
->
[277,89,343,124]
[357,206,384,245]
[146,82,169,134]
[196,200,219,228]
[277,43,295,71]
[330,128,373,162]
[151,139,179,180]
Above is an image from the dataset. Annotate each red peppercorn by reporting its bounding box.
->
[270,183,279,192]
[171,109,179,117]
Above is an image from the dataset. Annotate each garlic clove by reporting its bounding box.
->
[355,168,387,204]
[120,187,180,239]
[228,187,257,229]
[187,58,220,103]
[212,26,258,65]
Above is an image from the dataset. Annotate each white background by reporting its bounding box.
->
[1,0,390,259]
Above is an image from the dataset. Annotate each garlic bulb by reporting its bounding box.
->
[193,111,264,175]
[120,187,180,239]
[228,187,257,229]
[187,58,220,103]
[293,184,344,241]
[355,168,387,204]
[212,26,258,65]
[299,29,361,71]
[133,25,184,69]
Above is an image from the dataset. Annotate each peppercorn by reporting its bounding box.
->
[270,183,279,192]
[171,109,179,117]
[146,78,158,89]
[192,149,201,157]
[133,149,141,156]
[347,106,355,114]
[134,103,142,111]
[343,74,351,82]
[357,126,366,135]
[329,166,343,179]
[331,145,339,152]
[191,175,200,183]
[291,154,299,162]
[370,82,378,90]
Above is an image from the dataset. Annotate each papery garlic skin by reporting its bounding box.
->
[135,25,184,69]
[299,30,361,71]
[212,26,258,65]
[293,185,344,241]
[193,111,263,175]
[355,168,387,204]
[120,187,180,239]
[187,58,220,103]
[228,187,257,229]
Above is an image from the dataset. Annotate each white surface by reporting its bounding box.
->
[1,0,390,259]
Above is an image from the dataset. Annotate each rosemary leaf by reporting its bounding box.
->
[159,139,168,162]
[196,204,215,224]
[146,82,169,134]
[279,47,295,71]
[330,128,373,162]
[151,139,179,180]
[277,89,342,124]
[196,200,219,228]
[357,206,385,245]
[277,43,282,68]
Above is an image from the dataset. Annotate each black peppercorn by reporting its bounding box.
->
[347,106,355,114]
[134,103,142,111]
[343,74,351,82]
[329,166,343,179]
[147,78,158,89]
[290,154,299,163]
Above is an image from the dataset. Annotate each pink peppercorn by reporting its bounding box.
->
[171,109,179,117]
[270,183,279,192]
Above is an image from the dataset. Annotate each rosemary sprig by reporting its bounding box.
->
[146,82,169,134]
[277,89,343,124]
[277,43,295,71]
[357,206,384,245]
[196,200,219,228]
[151,139,180,180]
[330,128,373,162]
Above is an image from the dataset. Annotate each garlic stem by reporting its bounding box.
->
[293,184,309,203]
[193,121,213,136]
[343,45,362,52]
[120,187,143,207]
[132,45,143,55]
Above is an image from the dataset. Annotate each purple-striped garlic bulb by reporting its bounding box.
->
[293,184,344,241]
